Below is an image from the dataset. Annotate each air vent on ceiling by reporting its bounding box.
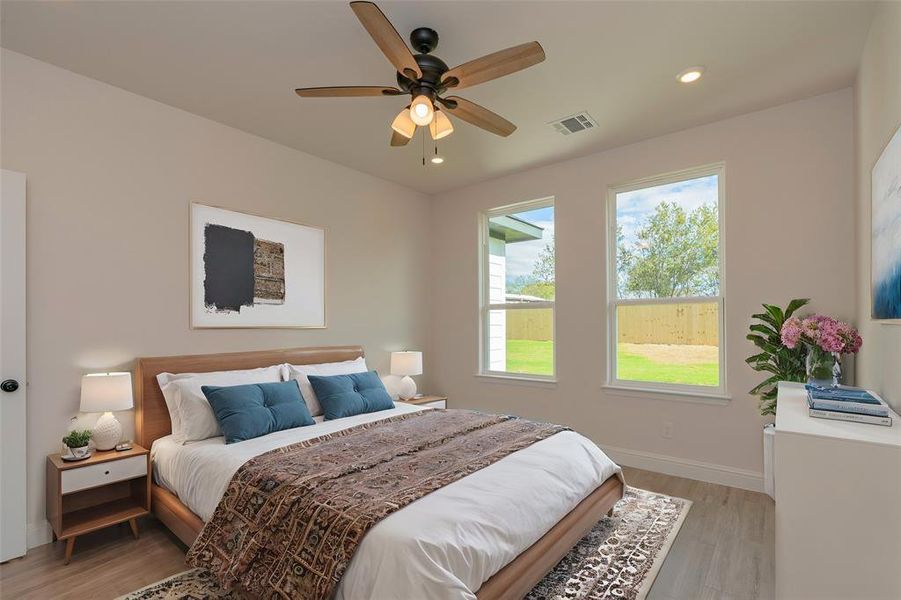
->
[548,112,597,136]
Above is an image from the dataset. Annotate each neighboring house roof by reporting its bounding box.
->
[488,215,543,243]
[505,293,547,303]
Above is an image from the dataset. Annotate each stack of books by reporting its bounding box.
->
[806,385,892,427]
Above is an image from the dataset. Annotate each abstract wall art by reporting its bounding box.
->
[872,125,901,321]
[190,203,325,328]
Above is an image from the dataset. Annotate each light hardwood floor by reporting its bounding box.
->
[0,467,774,600]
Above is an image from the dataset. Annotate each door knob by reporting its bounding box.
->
[1,379,19,393]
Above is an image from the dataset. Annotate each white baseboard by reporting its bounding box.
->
[27,520,52,549]
[602,444,765,493]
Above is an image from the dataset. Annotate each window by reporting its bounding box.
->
[608,165,725,395]
[480,198,555,379]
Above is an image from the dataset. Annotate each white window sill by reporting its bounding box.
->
[601,384,731,405]
[475,373,558,388]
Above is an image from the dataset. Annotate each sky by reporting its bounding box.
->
[617,174,718,248]
[495,175,717,287]
[500,206,554,284]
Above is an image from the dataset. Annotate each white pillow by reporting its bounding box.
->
[156,365,282,443]
[281,357,368,417]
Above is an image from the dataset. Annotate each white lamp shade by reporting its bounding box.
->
[390,351,423,376]
[429,108,454,140]
[391,108,416,139]
[409,95,434,126]
[80,372,134,413]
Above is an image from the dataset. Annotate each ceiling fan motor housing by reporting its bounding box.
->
[395,27,451,96]
[397,55,449,95]
[410,27,439,54]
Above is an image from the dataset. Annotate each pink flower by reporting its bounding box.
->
[782,313,863,354]
[781,317,803,349]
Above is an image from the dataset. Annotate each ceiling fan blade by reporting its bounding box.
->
[390,130,413,146]
[441,96,516,137]
[442,41,545,90]
[350,2,422,80]
[295,86,403,98]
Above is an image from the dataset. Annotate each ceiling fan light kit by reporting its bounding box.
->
[294,1,546,159]
[410,94,435,126]
[429,108,453,140]
[391,107,416,138]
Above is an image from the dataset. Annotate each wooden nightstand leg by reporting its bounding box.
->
[128,518,139,539]
[64,537,75,564]
[607,508,614,517]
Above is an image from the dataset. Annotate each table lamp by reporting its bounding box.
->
[80,372,133,451]
[390,351,422,400]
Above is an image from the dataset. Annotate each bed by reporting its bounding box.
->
[135,346,624,600]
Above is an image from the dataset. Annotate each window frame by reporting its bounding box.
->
[478,196,557,382]
[606,163,727,397]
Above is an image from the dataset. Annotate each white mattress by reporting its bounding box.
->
[152,404,622,600]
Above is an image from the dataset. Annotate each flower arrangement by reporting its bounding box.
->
[780,314,862,354]
[780,314,862,387]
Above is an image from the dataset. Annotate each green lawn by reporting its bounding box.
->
[505,339,719,386]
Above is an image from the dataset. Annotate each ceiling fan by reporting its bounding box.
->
[295,1,545,147]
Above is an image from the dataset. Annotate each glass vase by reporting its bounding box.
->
[805,344,841,388]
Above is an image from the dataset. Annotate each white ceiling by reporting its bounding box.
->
[1,1,875,194]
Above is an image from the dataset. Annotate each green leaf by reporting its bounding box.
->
[749,323,777,337]
[763,304,785,324]
[784,298,810,319]
[751,312,779,328]
[747,334,781,354]
[745,352,769,365]
[749,375,780,395]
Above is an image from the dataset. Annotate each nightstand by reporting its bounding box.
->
[46,445,150,564]
[402,395,447,409]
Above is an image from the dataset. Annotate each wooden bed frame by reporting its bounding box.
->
[135,345,623,600]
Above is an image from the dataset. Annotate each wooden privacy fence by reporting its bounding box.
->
[506,309,554,341]
[505,303,718,345]
[617,302,719,345]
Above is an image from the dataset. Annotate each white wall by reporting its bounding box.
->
[855,2,901,413]
[0,50,432,544]
[429,89,856,487]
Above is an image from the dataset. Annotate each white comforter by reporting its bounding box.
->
[151,403,622,600]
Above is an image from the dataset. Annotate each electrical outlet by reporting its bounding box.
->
[661,421,674,439]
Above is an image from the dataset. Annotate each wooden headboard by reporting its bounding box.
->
[134,345,364,449]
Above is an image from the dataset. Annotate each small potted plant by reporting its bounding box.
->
[62,429,92,460]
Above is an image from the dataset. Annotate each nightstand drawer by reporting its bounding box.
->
[421,399,446,409]
[61,455,147,494]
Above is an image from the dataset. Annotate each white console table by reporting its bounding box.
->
[774,382,901,599]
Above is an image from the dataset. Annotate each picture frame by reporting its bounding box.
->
[871,125,901,323]
[190,203,326,329]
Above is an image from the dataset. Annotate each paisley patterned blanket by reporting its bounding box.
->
[185,409,567,600]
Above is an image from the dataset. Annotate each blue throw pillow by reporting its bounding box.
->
[308,371,394,420]
[201,381,315,444]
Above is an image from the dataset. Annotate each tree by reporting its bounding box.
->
[532,242,555,284]
[506,239,556,300]
[618,202,718,298]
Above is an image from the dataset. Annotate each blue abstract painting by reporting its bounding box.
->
[872,126,901,320]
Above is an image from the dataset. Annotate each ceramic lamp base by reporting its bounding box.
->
[92,411,122,451]
[397,376,417,400]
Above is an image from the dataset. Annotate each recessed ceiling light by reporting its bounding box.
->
[677,67,705,84]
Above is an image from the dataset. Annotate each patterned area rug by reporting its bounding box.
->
[119,487,690,600]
